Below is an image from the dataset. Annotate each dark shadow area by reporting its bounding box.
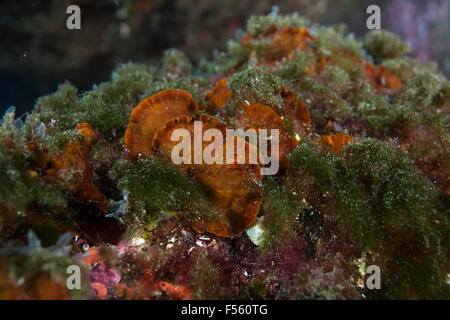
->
[1,0,448,115]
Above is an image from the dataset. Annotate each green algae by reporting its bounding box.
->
[162,49,193,79]
[35,82,81,132]
[289,139,441,247]
[289,139,449,298]
[0,109,68,241]
[193,251,227,299]
[363,30,412,64]
[259,177,305,248]
[246,11,309,36]
[109,157,219,235]
[228,67,286,106]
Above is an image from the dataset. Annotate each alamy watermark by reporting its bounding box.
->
[65,5,383,33]
[365,265,381,290]
[66,264,81,290]
[366,5,381,30]
[66,5,81,30]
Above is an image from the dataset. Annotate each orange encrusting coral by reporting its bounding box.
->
[363,62,403,93]
[205,78,231,109]
[234,102,297,167]
[242,25,402,93]
[158,281,192,300]
[0,267,22,299]
[313,50,402,93]
[279,86,312,137]
[44,123,109,212]
[152,114,227,165]
[126,85,357,237]
[0,265,70,300]
[317,133,354,153]
[311,52,402,93]
[152,114,262,237]
[192,159,262,237]
[80,246,103,266]
[241,26,315,66]
[26,142,51,170]
[124,89,199,160]
[233,88,311,167]
[268,26,314,58]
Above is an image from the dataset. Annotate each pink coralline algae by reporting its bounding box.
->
[90,263,121,289]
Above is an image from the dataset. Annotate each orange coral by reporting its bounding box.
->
[124,89,199,160]
[316,49,402,93]
[91,282,108,299]
[364,62,402,93]
[307,48,402,93]
[153,114,226,166]
[242,25,401,94]
[158,281,192,300]
[192,158,262,237]
[205,78,231,109]
[115,271,189,300]
[115,284,150,300]
[24,273,70,300]
[139,269,156,292]
[0,267,69,300]
[45,123,109,212]
[235,103,283,131]
[234,102,297,166]
[0,267,22,299]
[317,133,354,153]
[125,87,356,237]
[26,142,51,170]
[312,55,333,76]
[153,114,262,237]
[279,86,312,137]
[269,26,313,53]
[81,246,103,266]
[234,88,311,166]
[242,26,315,66]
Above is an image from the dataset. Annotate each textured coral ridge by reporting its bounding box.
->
[0,11,449,300]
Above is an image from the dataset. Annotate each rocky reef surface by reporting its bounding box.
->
[0,11,449,299]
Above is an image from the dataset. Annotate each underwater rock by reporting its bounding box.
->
[0,9,449,300]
